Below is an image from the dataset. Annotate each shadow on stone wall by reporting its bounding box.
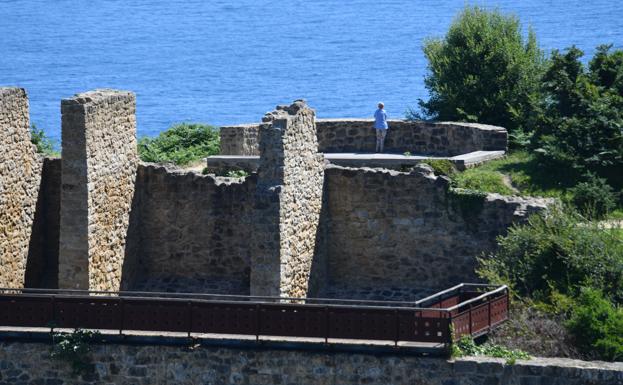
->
[307,176,329,298]
[119,171,142,292]
[24,158,61,289]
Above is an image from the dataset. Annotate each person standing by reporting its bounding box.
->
[374,102,388,152]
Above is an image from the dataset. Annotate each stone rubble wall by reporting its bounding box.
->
[320,164,552,300]
[59,90,138,291]
[0,341,621,385]
[251,101,325,297]
[219,124,260,156]
[0,88,43,288]
[126,164,255,294]
[220,119,507,156]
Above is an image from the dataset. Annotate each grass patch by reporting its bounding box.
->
[138,123,220,166]
[456,151,581,199]
[453,169,514,195]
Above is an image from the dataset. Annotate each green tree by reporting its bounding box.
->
[138,123,220,166]
[414,6,545,142]
[534,45,623,188]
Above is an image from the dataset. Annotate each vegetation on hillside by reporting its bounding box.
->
[417,6,623,361]
[138,123,220,166]
[478,209,623,361]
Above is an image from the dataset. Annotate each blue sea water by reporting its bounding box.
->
[1,1,622,143]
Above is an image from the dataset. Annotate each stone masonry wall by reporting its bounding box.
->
[0,341,621,385]
[219,119,507,156]
[59,90,138,291]
[219,124,260,155]
[251,101,325,297]
[320,164,552,300]
[0,88,42,288]
[126,164,255,294]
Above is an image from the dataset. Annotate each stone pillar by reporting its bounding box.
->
[251,100,325,297]
[59,90,138,291]
[0,88,43,288]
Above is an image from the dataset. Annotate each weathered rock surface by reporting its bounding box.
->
[0,87,42,288]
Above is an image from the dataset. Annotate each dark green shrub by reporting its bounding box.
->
[566,288,623,361]
[30,124,59,156]
[569,176,617,219]
[412,6,545,138]
[478,208,623,303]
[51,329,100,375]
[534,45,623,189]
[447,188,487,221]
[424,159,456,176]
[451,336,530,364]
[138,123,220,166]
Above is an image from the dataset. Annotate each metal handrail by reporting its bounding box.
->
[0,285,492,309]
[444,285,508,312]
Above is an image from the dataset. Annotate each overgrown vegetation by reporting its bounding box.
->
[424,159,456,177]
[478,208,623,360]
[452,336,530,364]
[30,123,59,156]
[453,168,514,195]
[411,6,545,142]
[50,329,101,375]
[138,123,220,166]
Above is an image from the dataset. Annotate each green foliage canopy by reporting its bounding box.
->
[138,123,220,166]
[534,45,623,187]
[415,6,545,138]
[478,208,623,304]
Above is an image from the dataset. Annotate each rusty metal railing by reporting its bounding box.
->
[0,284,508,345]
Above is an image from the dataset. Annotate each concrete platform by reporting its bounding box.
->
[205,150,505,173]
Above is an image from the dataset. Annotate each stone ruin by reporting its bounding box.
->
[0,87,553,300]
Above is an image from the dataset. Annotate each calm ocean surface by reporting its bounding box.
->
[1,0,622,143]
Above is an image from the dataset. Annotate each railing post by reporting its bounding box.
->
[487,300,492,331]
[50,295,55,333]
[187,301,192,339]
[468,304,472,336]
[255,304,260,342]
[394,309,399,347]
[324,306,329,344]
[119,297,124,336]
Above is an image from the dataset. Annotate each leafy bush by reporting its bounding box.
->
[452,336,530,364]
[413,6,545,138]
[453,169,514,195]
[534,45,623,189]
[51,329,100,375]
[424,159,457,176]
[566,288,623,361]
[138,123,220,165]
[30,124,59,156]
[478,208,623,303]
[569,175,617,219]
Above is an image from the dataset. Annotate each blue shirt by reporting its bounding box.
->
[374,108,388,129]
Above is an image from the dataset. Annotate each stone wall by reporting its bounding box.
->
[219,119,507,156]
[319,164,551,300]
[0,87,42,288]
[219,124,260,155]
[59,90,138,291]
[251,101,325,297]
[0,341,620,385]
[125,164,255,294]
